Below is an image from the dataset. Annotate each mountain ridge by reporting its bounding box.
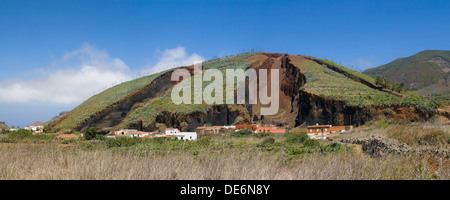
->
[363,50,450,101]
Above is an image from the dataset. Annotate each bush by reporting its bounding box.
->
[376,119,389,129]
[303,139,320,147]
[285,132,309,144]
[261,137,275,145]
[1,128,10,135]
[231,128,253,137]
[84,127,97,140]
[251,131,274,138]
[0,129,55,143]
[196,137,212,146]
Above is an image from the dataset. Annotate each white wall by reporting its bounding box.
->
[177,132,197,140]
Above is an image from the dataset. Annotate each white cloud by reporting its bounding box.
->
[143,46,205,73]
[0,43,132,104]
[0,45,204,105]
[356,58,375,68]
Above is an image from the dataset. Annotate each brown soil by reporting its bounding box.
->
[57,134,79,140]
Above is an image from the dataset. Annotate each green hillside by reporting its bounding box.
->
[363,50,450,101]
[50,52,261,132]
[50,52,439,132]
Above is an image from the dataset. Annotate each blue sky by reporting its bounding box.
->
[1,0,450,127]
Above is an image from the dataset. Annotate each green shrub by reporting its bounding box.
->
[84,127,97,140]
[303,139,320,147]
[376,119,389,129]
[0,129,56,143]
[231,128,253,137]
[261,137,275,145]
[251,132,274,138]
[285,132,309,144]
[320,143,343,152]
[196,137,212,146]
[9,129,33,139]
[1,128,10,135]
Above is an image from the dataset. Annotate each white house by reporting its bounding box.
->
[165,128,181,135]
[164,128,197,140]
[130,131,152,138]
[115,129,137,136]
[25,126,44,132]
[176,132,197,141]
[223,126,235,129]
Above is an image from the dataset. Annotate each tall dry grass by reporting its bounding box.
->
[338,120,450,148]
[0,142,448,180]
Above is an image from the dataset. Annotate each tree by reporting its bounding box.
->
[156,123,167,134]
[180,122,189,132]
[84,127,97,140]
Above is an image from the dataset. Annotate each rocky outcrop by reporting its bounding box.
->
[436,106,450,120]
[330,135,411,156]
[361,135,411,157]
[135,105,252,132]
[331,135,449,159]
[0,121,8,128]
[295,91,432,127]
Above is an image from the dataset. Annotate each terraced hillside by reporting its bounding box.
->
[363,50,450,101]
[49,52,439,133]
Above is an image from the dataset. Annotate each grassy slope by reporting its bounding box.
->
[294,58,438,110]
[51,72,166,131]
[363,50,450,100]
[119,52,260,128]
[52,52,262,131]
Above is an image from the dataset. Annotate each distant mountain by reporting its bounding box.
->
[363,50,450,100]
[30,111,68,127]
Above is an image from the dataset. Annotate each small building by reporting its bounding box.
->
[223,126,235,129]
[176,132,197,141]
[115,129,138,136]
[25,126,44,132]
[165,128,181,135]
[235,124,258,132]
[254,126,286,134]
[164,128,197,140]
[307,124,353,139]
[196,126,228,136]
[307,125,332,135]
[130,131,154,138]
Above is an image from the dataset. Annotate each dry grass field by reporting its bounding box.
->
[0,121,448,180]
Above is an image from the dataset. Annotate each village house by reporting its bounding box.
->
[196,126,229,136]
[114,129,138,136]
[165,128,181,135]
[165,128,197,141]
[307,124,353,139]
[235,124,258,132]
[25,125,44,132]
[130,131,154,138]
[235,124,286,134]
[254,126,286,134]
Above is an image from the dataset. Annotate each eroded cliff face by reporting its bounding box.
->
[295,91,432,127]
[131,105,252,132]
[67,53,435,133]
